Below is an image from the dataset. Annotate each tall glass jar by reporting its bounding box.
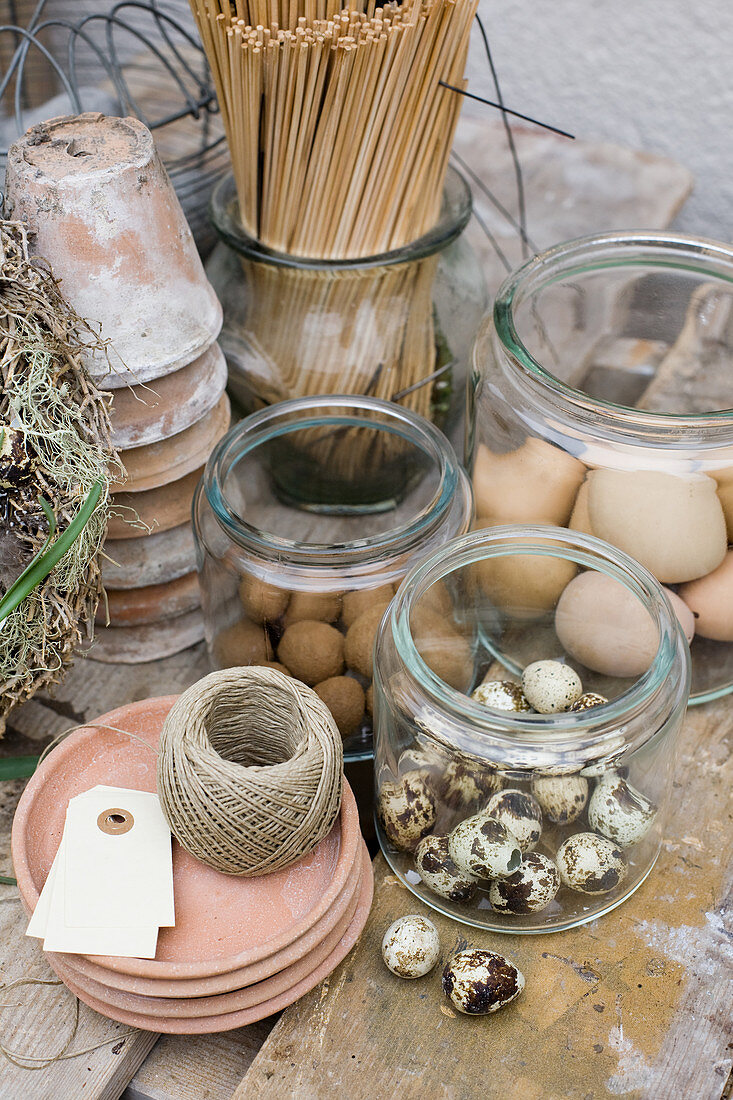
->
[469,232,733,703]
[206,166,487,451]
[373,526,690,933]
[193,396,473,764]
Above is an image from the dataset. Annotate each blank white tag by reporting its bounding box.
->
[63,786,174,929]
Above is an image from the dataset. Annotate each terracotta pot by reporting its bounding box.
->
[111,394,230,493]
[47,855,373,1034]
[107,467,203,539]
[96,572,200,627]
[4,113,222,388]
[87,610,205,663]
[109,343,227,450]
[101,523,197,590]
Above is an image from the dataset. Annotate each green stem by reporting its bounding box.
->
[0,756,39,780]
[0,480,102,626]
[0,875,17,886]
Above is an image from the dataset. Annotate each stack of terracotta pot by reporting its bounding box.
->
[5,112,230,662]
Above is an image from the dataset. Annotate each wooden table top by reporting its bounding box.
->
[0,636,731,1100]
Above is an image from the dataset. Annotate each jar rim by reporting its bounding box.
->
[209,165,472,270]
[493,230,733,428]
[386,524,690,762]
[201,395,467,569]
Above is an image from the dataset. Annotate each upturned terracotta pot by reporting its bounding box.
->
[111,395,230,494]
[87,609,205,663]
[101,523,197,590]
[95,572,200,627]
[109,343,228,450]
[4,113,222,388]
[107,466,203,539]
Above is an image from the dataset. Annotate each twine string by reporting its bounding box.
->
[157,667,344,877]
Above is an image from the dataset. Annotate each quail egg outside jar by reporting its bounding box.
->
[469,232,733,703]
[373,526,690,933]
[193,395,472,763]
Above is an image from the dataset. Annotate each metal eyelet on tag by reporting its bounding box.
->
[97,807,134,835]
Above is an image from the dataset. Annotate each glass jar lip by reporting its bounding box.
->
[388,524,690,755]
[202,394,465,567]
[493,230,733,427]
[209,165,472,270]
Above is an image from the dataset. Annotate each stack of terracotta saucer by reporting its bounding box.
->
[11,697,372,1033]
[5,112,230,663]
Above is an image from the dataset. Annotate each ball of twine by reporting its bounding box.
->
[157,666,344,876]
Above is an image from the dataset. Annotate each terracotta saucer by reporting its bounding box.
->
[52,851,374,1034]
[49,843,368,1018]
[49,827,362,998]
[109,344,227,450]
[86,610,205,664]
[111,394,230,493]
[107,468,203,539]
[95,573,200,627]
[12,697,360,980]
[102,523,197,591]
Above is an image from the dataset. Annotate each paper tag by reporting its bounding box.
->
[63,787,174,929]
[25,784,174,960]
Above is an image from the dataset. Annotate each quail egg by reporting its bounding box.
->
[531,773,589,824]
[489,852,560,914]
[485,788,543,853]
[471,680,534,713]
[381,915,440,978]
[442,949,525,1014]
[448,813,522,880]
[588,775,656,848]
[414,835,477,903]
[569,692,608,712]
[439,758,502,810]
[378,771,436,852]
[556,832,627,894]
[521,660,583,714]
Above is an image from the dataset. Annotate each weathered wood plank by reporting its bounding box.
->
[121,1025,274,1100]
[234,702,733,1100]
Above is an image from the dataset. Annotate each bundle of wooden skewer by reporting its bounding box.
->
[191,0,476,258]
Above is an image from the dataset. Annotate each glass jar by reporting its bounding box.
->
[373,526,690,933]
[469,232,733,704]
[205,166,488,451]
[193,396,473,763]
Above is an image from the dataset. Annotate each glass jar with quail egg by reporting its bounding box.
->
[373,526,690,932]
[470,231,733,704]
[193,395,473,761]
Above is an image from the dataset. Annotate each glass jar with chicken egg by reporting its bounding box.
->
[193,395,473,764]
[372,527,690,932]
[469,231,733,704]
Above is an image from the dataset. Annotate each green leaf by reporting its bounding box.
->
[0,756,38,780]
[0,480,102,625]
[0,875,17,886]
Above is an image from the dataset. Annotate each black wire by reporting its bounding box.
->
[451,148,541,254]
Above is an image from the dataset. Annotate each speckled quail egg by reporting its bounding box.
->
[471,680,534,712]
[556,832,627,894]
[569,692,608,713]
[489,852,560,914]
[588,775,656,848]
[439,758,503,810]
[448,813,522,880]
[580,760,629,779]
[381,915,440,978]
[522,660,583,713]
[378,771,436,852]
[531,773,589,824]
[414,835,477,903]
[485,788,543,853]
[442,949,525,1015]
